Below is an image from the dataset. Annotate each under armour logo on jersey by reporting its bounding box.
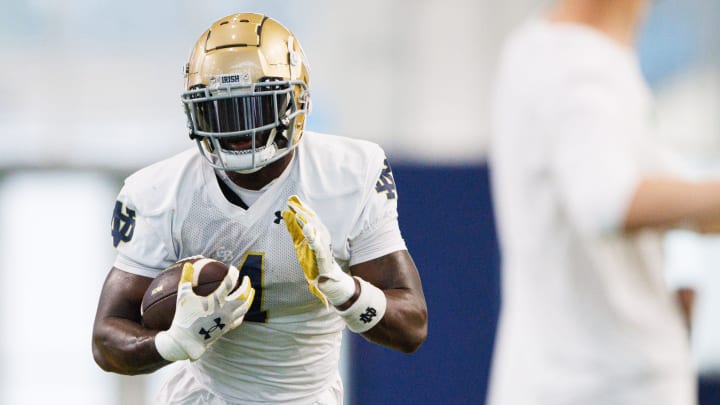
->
[198,317,225,340]
[375,159,397,200]
[111,201,136,247]
[274,211,283,224]
[359,307,378,324]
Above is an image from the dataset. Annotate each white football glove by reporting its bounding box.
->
[155,262,255,361]
[282,195,357,307]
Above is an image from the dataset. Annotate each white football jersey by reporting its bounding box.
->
[110,131,407,403]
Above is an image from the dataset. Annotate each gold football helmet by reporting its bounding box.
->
[181,13,311,172]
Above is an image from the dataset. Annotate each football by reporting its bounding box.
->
[141,256,236,331]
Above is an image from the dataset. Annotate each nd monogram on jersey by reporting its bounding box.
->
[111,131,407,403]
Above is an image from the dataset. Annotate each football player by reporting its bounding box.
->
[92,12,427,404]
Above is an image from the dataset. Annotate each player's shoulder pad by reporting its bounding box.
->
[301,131,386,178]
[120,148,201,214]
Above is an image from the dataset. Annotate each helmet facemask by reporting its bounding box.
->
[183,78,309,173]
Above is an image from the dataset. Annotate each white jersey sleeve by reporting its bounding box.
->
[111,149,199,277]
[347,154,407,265]
[292,132,407,268]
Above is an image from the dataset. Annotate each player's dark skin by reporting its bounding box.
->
[92,142,428,375]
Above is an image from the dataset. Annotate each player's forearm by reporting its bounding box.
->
[92,317,169,375]
[624,178,720,231]
[360,288,428,353]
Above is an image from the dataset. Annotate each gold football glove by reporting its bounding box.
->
[282,195,356,307]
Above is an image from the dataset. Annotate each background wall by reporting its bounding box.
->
[349,165,500,403]
[0,0,718,404]
[0,0,540,171]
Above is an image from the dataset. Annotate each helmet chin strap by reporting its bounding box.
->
[232,165,264,175]
[223,127,288,173]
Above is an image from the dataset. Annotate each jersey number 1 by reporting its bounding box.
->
[237,252,267,322]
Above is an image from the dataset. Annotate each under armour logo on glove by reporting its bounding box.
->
[359,307,377,324]
[198,317,225,340]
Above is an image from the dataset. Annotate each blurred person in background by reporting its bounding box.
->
[91,12,427,404]
[487,0,720,404]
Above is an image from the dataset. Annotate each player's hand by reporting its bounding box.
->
[282,195,357,307]
[155,262,255,361]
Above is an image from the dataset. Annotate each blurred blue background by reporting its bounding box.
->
[0,0,718,404]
